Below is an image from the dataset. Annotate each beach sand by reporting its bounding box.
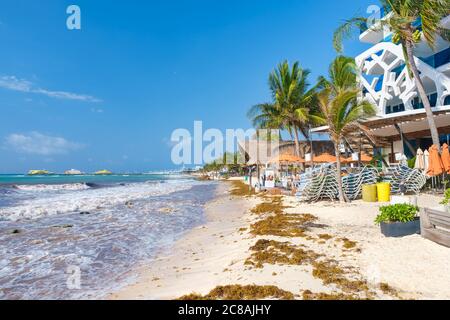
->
[110,181,450,300]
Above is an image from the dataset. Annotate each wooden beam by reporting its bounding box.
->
[389,125,450,141]
[342,137,355,154]
[394,123,416,155]
[362,131,390,167]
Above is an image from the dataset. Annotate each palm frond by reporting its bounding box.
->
[333,17,370,53]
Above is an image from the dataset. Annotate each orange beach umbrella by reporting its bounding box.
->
[343,153,373,164]
[269,154,305,164]
[312,153,346,163]
[441,143,450,174]
[426,145,444,177]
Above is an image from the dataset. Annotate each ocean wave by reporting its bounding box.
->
[0,180,198,221]
[14,183,91,192]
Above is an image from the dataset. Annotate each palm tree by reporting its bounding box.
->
[248,61,316,157]
[312,88,376,202]
[318,55,359,93]
[247,103,284,133]
[333,0,450,149]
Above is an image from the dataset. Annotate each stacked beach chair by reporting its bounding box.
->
[297,163,427,202]
[298,165,378,202]
[342,166,379,200]
[294,164,333,199]
[383,165,427,194]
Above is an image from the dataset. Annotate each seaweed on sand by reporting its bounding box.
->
[312,260,369,294]
[317,234,333,240]
[302,290,360,300]
[229,180,256,197]
[250,213,317,238]
[340,238,358,249]
[245,239,320,269]
[178,284,295,300]
[250,196,285,215]
[379,283,400,297]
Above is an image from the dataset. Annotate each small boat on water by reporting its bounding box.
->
[28,170,50,176]
[95,170,113,175]
[64,169,83,175]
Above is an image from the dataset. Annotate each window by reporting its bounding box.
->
[385,106,392,114]
[429,93,437,107]
[445,95,450,106]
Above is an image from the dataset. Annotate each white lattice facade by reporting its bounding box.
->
[356,12,450,118]
[312,15,450,163]
[356,42,450,116]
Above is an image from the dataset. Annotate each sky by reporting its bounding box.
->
[0,0,377,173]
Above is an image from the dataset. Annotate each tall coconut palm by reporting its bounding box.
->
[248,61,316,157]
[312,88,376,202]
[333,0,450,149]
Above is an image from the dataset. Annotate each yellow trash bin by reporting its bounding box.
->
[362,184,377,202]
[377,182,391,202]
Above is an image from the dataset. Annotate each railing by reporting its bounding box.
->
[420,47,450,69]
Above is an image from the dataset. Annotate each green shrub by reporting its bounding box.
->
[407,156,416,169]
[375,204,419,224]
[441,189,450,205]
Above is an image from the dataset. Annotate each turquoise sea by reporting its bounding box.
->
[0,173,216,299]
[0,173,168,186]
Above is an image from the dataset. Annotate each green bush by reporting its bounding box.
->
[407,156,416,169]
[375,204,419,224]
[441,189,450,205]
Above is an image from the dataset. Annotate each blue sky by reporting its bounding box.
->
[0,0,376,173]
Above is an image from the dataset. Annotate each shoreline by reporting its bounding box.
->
[110,181,450,300]
[109,181,260,300]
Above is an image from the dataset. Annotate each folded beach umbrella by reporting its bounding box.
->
[414,148,424,170]
[424,149,430,174]
[441,144,450,174]
[400,154,408,166]
[426,145,444,177]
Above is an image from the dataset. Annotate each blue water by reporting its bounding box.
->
[0,174,217,299]
[0,173,168,186]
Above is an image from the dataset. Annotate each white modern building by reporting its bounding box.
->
[315,10,450,164]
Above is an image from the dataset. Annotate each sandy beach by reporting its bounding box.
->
[110,180,450,300]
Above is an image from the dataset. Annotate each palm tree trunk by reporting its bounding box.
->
[404,41,441,149]
[334,141,346,202]
[293,128,301,157]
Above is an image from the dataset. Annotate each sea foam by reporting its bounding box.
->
[0,179,196,221]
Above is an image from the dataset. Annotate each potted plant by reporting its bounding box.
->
[441,188,450,213]
[375,204,420,237]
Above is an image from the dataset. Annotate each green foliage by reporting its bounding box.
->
[375,204,419,224]
[407,156,416,169]
[334,0,450,54]
[248,60,318,156]
[202,152,246,174]
[441,189,450,205]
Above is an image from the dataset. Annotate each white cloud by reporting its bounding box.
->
[0,75,101,103]
[5,132,84,156]
[0,76,32,92]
